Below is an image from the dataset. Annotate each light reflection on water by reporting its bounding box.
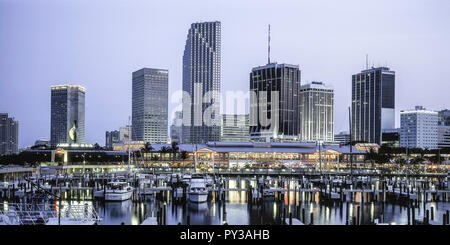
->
[52,190,448,225]
[3,178,448,225]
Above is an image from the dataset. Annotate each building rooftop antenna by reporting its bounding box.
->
[268,24,271,64]
[366,54,369,69]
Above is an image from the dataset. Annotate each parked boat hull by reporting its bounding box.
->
[105,191,132,201]
[188,193,208,203]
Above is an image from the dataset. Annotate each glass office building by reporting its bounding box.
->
[250,63,301,142]
[0,113,19,155]
[50,85,85,147]
[351,67,395,144]
[299,81,334,142]
[132,68,169,144]
[182,21,221,144]
[105,130,120,149]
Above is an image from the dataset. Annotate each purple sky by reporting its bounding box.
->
[1,0,449,148]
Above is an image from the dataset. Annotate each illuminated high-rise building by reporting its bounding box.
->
[0,113,18,155]
[132,68,169,144]
[50,85,85,147]
[182,21,221,144]
[351,67,395,144]
[299,81,334,142]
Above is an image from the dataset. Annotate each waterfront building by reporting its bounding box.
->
[299,81,334,142]
[170,111,183,143]
[112,141,146,151]
[132,68,169,144]
[14,141,450,174]
[334,131,350,145]
[105,130,120,149]
[220,114,250,142]
[137,142,377,169]
[250,63,301,142]
[50,85,85,147]
[351,66,395,145]
[182,21,221,144]
[400,106,438,149]
[0,113,19,155]
[438,126,450,149]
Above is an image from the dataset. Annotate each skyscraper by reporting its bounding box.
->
[400,106,438,149]
[221,114,250,142]
[132,68,169,144]
[50,85,85,147]
[250,63,301,142]
[182,21,221,144]
[0,113,18,155]
[299,81,334,142]
[105,130,120,149]
[438,109,450,149]
[351,66,395,145]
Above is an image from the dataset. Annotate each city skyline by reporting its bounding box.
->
[1,0,449,148]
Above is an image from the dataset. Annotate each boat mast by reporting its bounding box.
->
[128,116,131,174]
[318,140,322,175]
[348,107,353,180]
[194,144,198,173]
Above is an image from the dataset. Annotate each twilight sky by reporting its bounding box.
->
[1,0,449,148]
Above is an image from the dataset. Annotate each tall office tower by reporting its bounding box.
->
[182,21,221,144]
[119,125,131,143]
[250,63,301,142]
[170,111,183,143]
[351,66,395,145]
[400,106,438,149]
[50,85,85,147]
[221,114,250,142]
[299,81,334,142]
[0,113,19,155]
[132,68,169,144]
[105,130,120,149]
[438,109,450,126]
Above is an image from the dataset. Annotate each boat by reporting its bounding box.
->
[138,174,153,185]
[188,174,208,203]
[182,173,192,184]
[263,186,277,197]
[170,173,180,184]
[104,181,133,201]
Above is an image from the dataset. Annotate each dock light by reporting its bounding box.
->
[389,222,396,225]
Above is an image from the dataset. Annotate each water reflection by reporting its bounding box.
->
[2,177,448,225]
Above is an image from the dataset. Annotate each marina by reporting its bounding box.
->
[0,167,448,225]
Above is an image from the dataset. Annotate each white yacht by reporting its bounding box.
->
[104,181,133,201]
[188,174,208,203]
